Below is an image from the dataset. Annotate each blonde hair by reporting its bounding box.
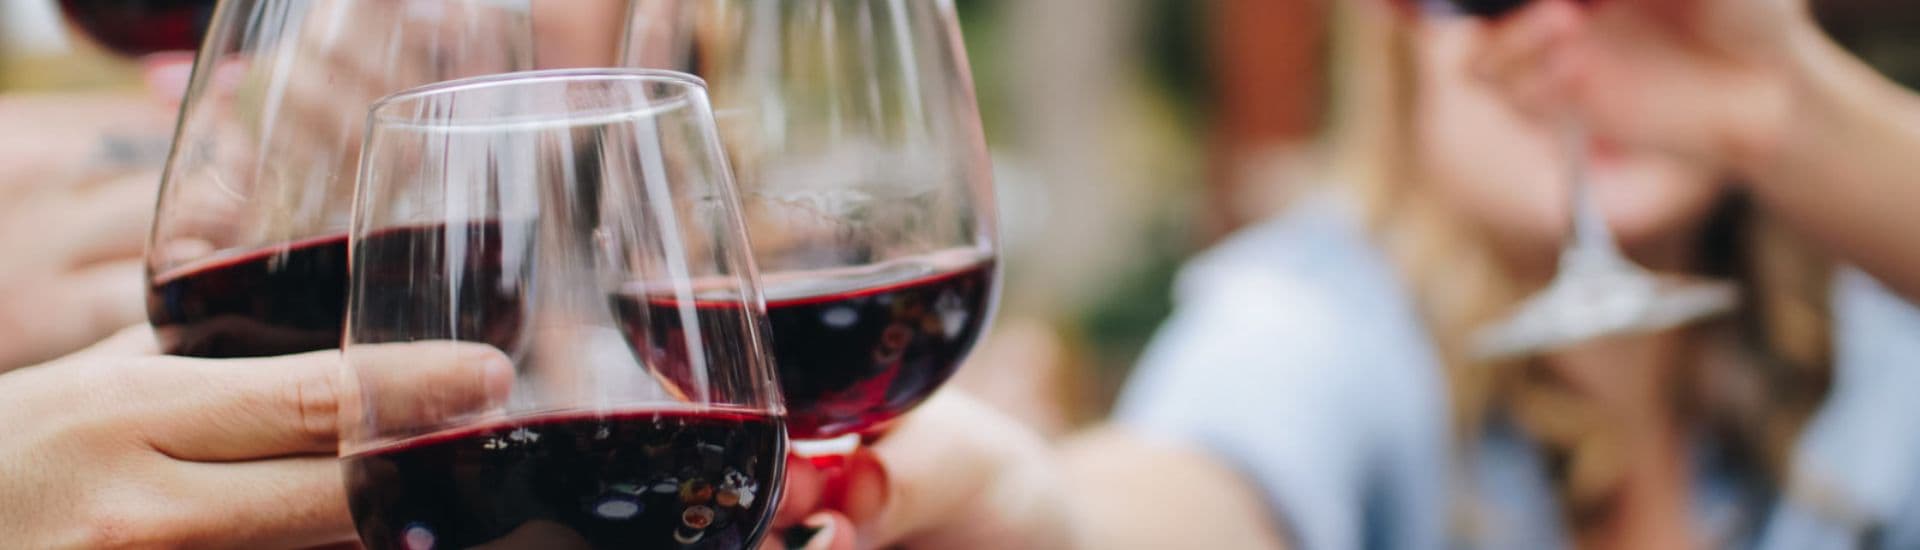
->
[1319,0,1835,537]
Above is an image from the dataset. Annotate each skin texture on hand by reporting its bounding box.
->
[0,328,511,549]
[0,93,171,372]
[769,392,1287,550]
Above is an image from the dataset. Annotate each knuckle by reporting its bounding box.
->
[286,370,342,444]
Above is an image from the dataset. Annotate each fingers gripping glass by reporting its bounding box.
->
[340,69,787,550]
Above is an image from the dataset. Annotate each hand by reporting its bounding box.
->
[0,93,171,371]
[1470,0,1815,166]
[0,93,172,192]
[0,328,511,549]
[774,392,1072,550]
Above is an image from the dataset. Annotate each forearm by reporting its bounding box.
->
[1739,22,1920,300]
[1055,427,1290,550]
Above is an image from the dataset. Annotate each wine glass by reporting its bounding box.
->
[1406,0,1738,359]
[621,0,1001,453]
[1473,122,1739,359]
[146,0,532,358]
[341,68,787,550]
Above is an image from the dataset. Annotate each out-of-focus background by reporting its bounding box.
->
[5,0,1916,436]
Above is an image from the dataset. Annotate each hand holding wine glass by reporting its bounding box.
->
[0,327,509,548]
[1466,0,1809,171]
[771,391,1072,550]
[1470,0,1920,300]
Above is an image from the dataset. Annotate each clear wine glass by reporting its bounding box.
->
[341,68,787,550]
[146,0,532,358]
[621,0,1001,452]
[1403,0,1738,359]
[1474,121,1739,360]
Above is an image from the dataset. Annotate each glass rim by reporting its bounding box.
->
[366,68,712,133]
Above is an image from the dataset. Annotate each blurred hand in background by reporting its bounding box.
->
[0,92,169,372]
[1470,0,1808,166]
[1475,0,1920,300]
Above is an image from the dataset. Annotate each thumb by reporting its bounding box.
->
[143,342,513,462]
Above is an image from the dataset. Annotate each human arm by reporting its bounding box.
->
[784,243,1435,549]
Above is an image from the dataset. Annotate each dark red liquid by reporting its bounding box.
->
[615,257,995,438]
[148,234,350,358]
[348,222,528,353]
[345,409,785,550]
[149,222,522,358]
[57,0,214,57]
[1443,0,1530,17]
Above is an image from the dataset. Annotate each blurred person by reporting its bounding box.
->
[0,329,512,548]
[765,0,1920,549]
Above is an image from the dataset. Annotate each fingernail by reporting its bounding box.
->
[470,350,516,406]
[785,514,835,550]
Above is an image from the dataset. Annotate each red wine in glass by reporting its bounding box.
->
[147,234,349,358]
[57,0,215,56]
[614,252,996,439]
[344,70,786,550]
[345,409,784,550]
[149,222,523,358]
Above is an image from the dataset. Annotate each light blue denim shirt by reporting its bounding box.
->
[1117,194,1920,550]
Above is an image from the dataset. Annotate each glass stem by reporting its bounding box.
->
[1559,117,1633,276]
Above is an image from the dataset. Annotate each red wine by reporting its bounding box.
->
[149,222,523,358]
[347,222,529,353]
[615,254,995,438]
[345,409,785,550]
[57,0,214,57]
[148,234,350,358]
